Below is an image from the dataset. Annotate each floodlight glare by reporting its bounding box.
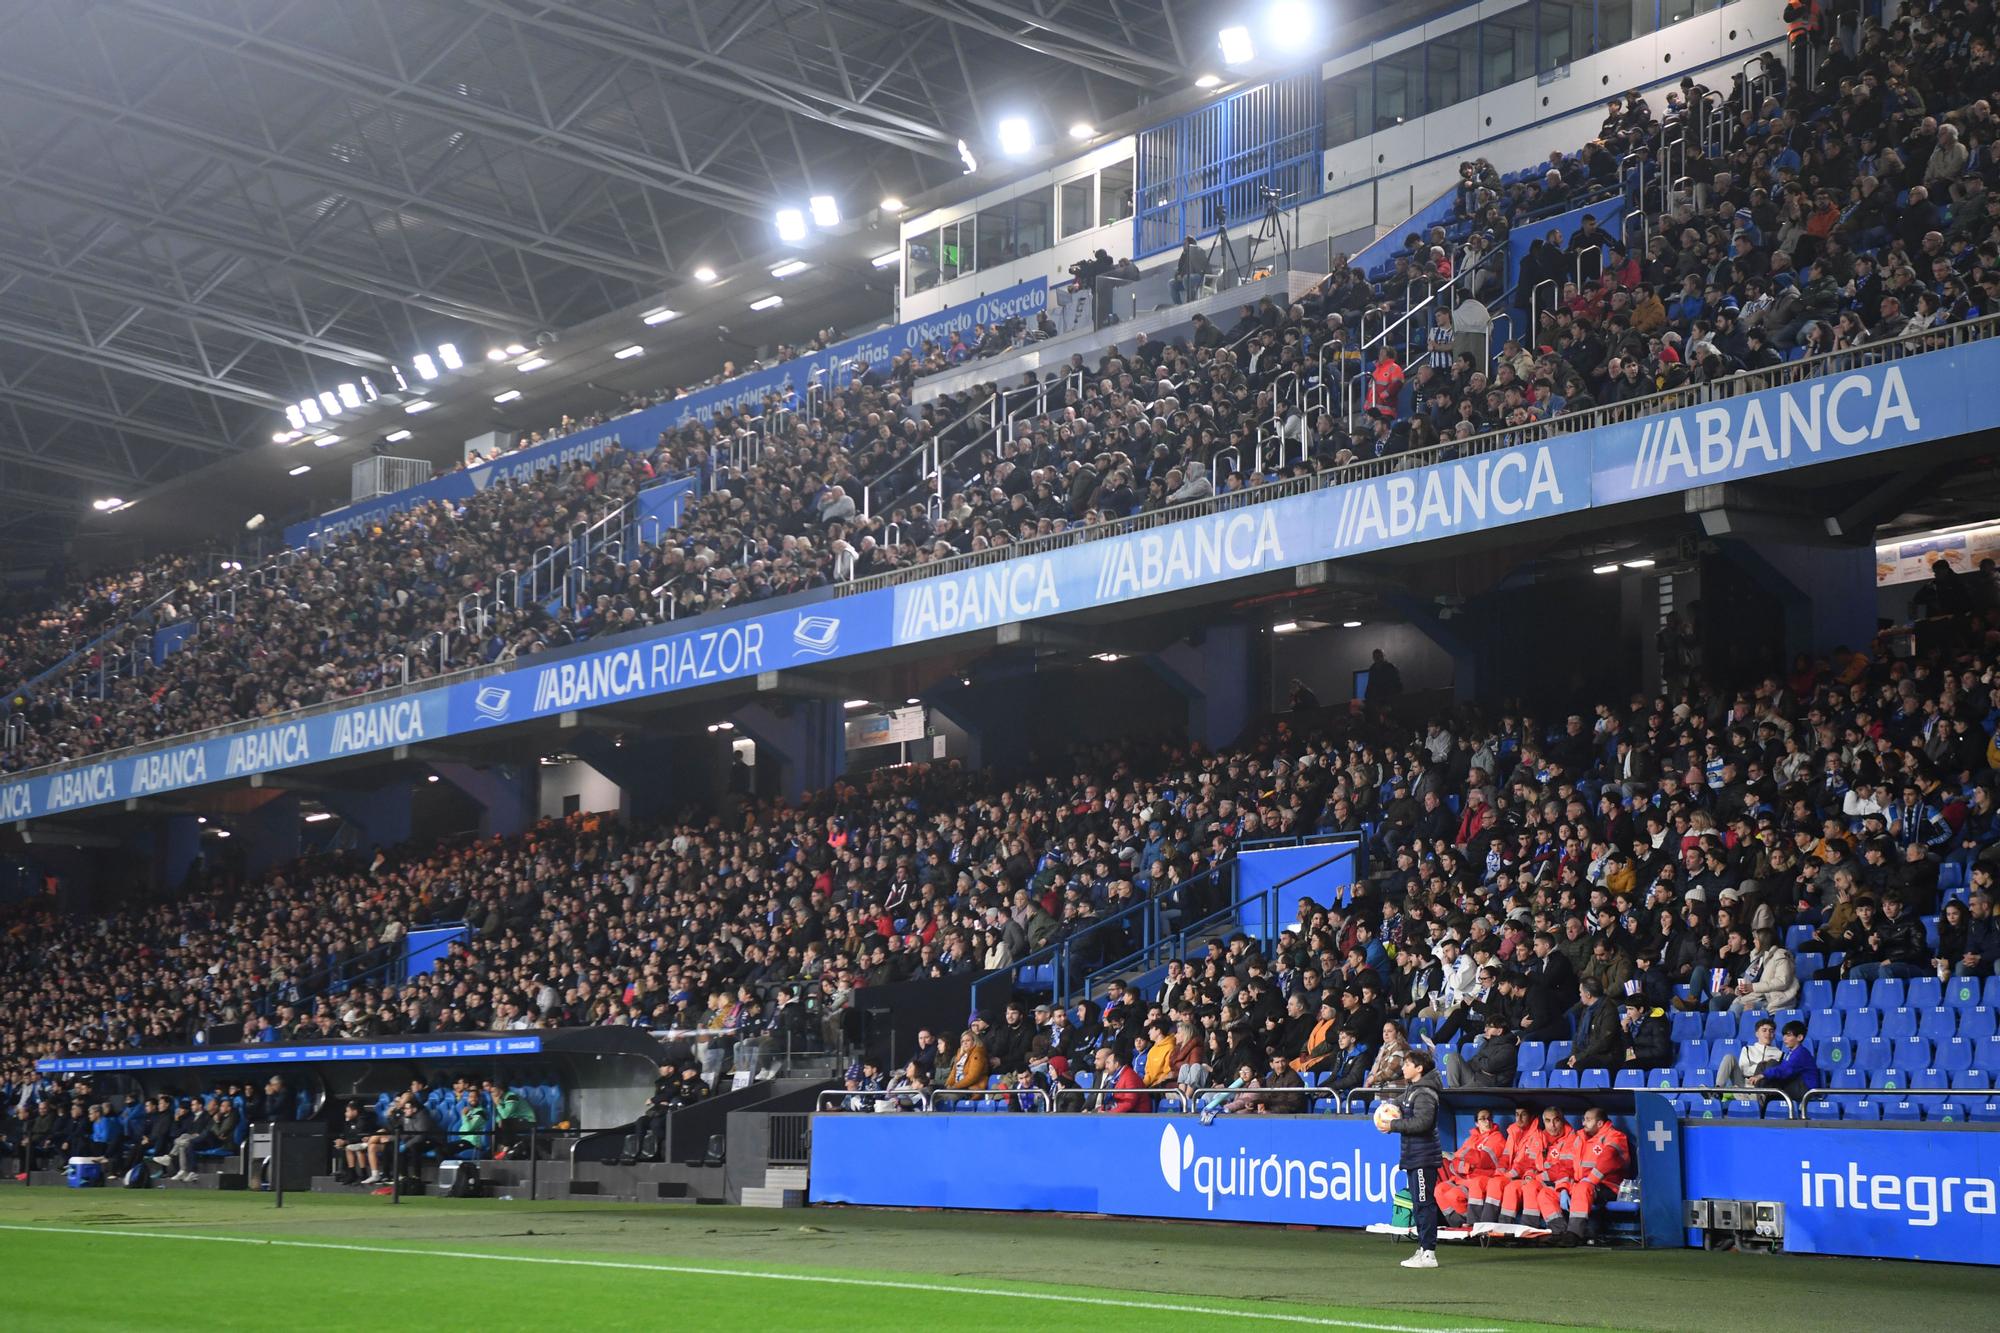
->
[1195,73,1222,88]
[957,138,978,173]
[300,399,323,424]
[774,208,808,242]
[808,195,840,227]
[614,345,644,359]
[1069,122,1095,140]
[385,429,413,443]
[1266,0,1318,49]
[437,343,463,370]
[486,347,508,361]
[749,294,784,311]
[641,307,678,325]
[1219,26,1254,65]
[769,259,810,278]
[870,250,901,268]
[493,389,523,403]
[288,464,312,476]
[285,405,306,431]
[693,266,718,283]
[879,196,905,212]
[412,353,439,381]
[336,382,362,409]
[997,116,1034,156]
[317,391,342,417]
[404,399,435,414]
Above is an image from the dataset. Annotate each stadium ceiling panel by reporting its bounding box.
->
[0,0,1204,540]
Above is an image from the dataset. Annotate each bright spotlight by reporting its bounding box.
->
[336,382,362,409]
[749,294,784,311]
[693,266,718,283]
[412,353,439,381]
[641,307,678,325]
[516,356,549,372]
[614,345,644,359]
[1195,73,1222,88]
[404,399,435,414]
[879,196,905,212]
[956,139,978,173]
[1266,0,1318,49]
[505,342,529,355]
[486,347,508,362]
[1592,563,1621,575]
[288,464,312,476]
[493,389,523,403]
[997,116,1034,156]
[1342,620,1363,629]
[437,343,463,370]
[774,208,808,243]
[1219,26,1255,65]
[300,399,323,424]
[769,259,810,278]
[317,391,342,417]
[870,250,901,269]
[809,195,840,227]
[1068,122,1095,140]
[385,429,412,443]
[91,497,125,511]
[285,405,306,431]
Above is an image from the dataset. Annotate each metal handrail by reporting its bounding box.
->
[1655,1084,1798,1119]
[1067,1085,1191,1113]
[1798,1087,1976,1119]
[930,1087,1053,1112]
[816,1088,932,1113]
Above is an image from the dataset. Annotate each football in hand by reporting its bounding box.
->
[1372,1102,1400,1133]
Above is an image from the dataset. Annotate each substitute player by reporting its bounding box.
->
[1376,1046,1445,1269]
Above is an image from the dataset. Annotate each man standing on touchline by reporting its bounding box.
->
[1378,1046,1445,1268]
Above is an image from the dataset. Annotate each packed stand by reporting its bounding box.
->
[0,551,212,700]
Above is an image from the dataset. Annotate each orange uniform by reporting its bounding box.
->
[1436,1121,1506,1223]
[1498,1115,1568,1224]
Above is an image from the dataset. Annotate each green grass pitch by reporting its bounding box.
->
[0,1188,1983,1331]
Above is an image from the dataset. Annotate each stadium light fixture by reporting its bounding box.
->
[997,116,1034,157]
[438,343,463,370]
[404,399,435,413]
[493,389,523,403]
[285,405,306,431]
[517,356,549,372]
[770,259,811,278]
[642,307,678,325]
[303,811,333,823]
[809,195,840,227]
[693,266,718,283]
[956,139,979,173]
[486,347,508,362]
[1342,620,1364,629]
[317,391,342,417]
[427,774,440,783]
[412,353,440,381]
[1195,73,1222,88]
[314,435,340,447]
[272,430,297,444]
[91,497,126,511]
[774,207,808,242]
[870,250,901,268]
[505,342,528,355]
[211,829,231,838]
[1271,620,1300,633]
[905,697,920,705]
[749,294,784,311]
[880,196,905,212]
[844,699,870,709]
[1092,652,1124,663]
[1622,558,1657,569]
[336,383,362,409]
[300,399,323,425]
[1069,121,1095,140]
[288,464,311,476]
[1266,0,1318,50]
[384,429,412,443]
[1592,563,1621,575]
[614,345,644,359]
[1218,25,1255,65]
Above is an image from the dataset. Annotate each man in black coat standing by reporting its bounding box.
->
[1380,1048,1445,1269]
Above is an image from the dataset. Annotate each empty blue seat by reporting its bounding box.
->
[1839,1095,1882,1121]
[1518,1041,1547,1072]
[1547,1068,1580,1090]
[1961,1007,1997,1040]
[1818,1037,1853,1071]
[1614,1070,1646,1089]
[1681,1039,1712,1073]
[1806,1097,1844,1121]
[1843,1008,1880,1038]
[1919,1007,1958,1042]
[1906,977,1942,1009]
[1945,975,1984,1008]
[1878,1007,1917,1040]
[1873,1067,1909,1091]
[1703,1012,1737,1042]
[1724,1098,1762,1118]
[1647,1069,1676,1088]
[1966,1098,2000,1123]
[1853,1036,1891,1072]
[1872,978,1909,1010]
[1785,923,1814,951]
[1517,1069,1549,1088]
[1806,1008,1845,1040]
[1894,1036,1930,1069]
[1580,1069,1612,1090]
[1835,979,1869,1010]
[1831,1067,1867,1090]
[1928,1101,1965,1123]
[1950,1070,1992,1091]
[1670,1012,1705,1042]
[1937,1036,1976,1071]
[1682,1095,1723,1120]
[1882,1098,1922,1121]
[1910,1067,1950,1090]
[1802,979,1834,1010]
[1986,977,2000,1008]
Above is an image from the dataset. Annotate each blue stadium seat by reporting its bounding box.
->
[1670,1012,1705,1043]
[1945,975,1984,1008]
[1853,1036,1891,1073]
[1518,1070,1549,1089]
[1784,924,1814,952]
[1724,1098,1762,1118]
[1961,1007,1997,1041]
[1873,1067,1909,1091]
[1906,977,1942,1009]
[1966,1098,2000,1123]
[1843,1008,1880,1039]
[1613,1070,1646,1089]
[1816,1037,1852,1072]
[1547,1041,1572,1066]
[1937,1036,1976,1071]
[1802,979,1833,1011]
[1893,1036,1930,1070]
[1075,1071,1095,1089]
[1834,979,1869,1010]
[1547,1068,1580,1090]
[1910,1068,1950,1090]
[1681,1095,1723,1120]
[1703,1012,1737,1043]
[1881,1098,1922,1121]
[1580,1069,1611,1090]
[1830,1067,1867,1090]
[1877,1007,1917,1040]
[1517,1041,1546,1072]
[1806,1097,1844,1121]
[1986,977,2000,1008]
[1928,1101,1965,1124]
[1806,1008,1844,1040]
[1681,1039,1712,1073]
[1919,1007,1958,1042]
[1647,1069,1676,1089]
[1949,1070,1992,1091]
[1872,978,1908,1010]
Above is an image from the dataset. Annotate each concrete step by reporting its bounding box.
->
[738,1185,805,1209]
[764,1166,809,1190]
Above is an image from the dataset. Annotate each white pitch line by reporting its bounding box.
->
[0,1223,1503,1333]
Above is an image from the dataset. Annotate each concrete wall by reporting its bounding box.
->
[538,758,623,819]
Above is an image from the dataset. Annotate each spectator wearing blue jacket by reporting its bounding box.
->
[1745,1020,1819,1101]
[88,1103,126,1167]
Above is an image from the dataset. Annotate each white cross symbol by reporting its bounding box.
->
[1647,1121,1674,1152]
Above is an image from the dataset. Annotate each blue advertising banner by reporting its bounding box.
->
[36,1035,543,1074]
[1682,1123,2000,1264]
[1590,352,1962,506]
[810,1112,1407,1226]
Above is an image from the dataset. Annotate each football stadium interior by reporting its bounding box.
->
[3,0,2000,1327]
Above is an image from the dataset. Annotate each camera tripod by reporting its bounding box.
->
[1204,193,1295,291]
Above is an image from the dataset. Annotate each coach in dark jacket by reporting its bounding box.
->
[1565,979,1624,1069]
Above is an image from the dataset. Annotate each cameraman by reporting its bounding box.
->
[1171,235,1209,304]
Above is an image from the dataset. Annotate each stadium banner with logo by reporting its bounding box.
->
[1682,1123,2000,1264]
[36,1035,543,1074]
[890,439,1591,645]
[1589,349,1974,507]
[811,1113,1408,1225]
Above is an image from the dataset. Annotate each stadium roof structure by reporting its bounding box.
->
[0,0,1223,552]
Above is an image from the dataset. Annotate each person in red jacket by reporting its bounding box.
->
[1498,1106,1569,1227]
[1365,350,1405,421]
[1531,1113,1588,1233]
[1550,1106,1632,1244]
[1094,1046,1144,1113]
[1435,1106,1506,1225]
[1467,1104,1537,1223]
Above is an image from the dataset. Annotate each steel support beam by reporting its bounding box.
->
[886,0,1167,86]
[0,313,283,408]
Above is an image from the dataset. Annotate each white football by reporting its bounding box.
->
[1372,1102,1400,1133]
